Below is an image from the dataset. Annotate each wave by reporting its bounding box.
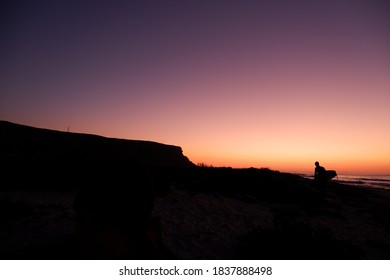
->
[301,174,390,190]
[354,178,390,183]
[334,175,390,190]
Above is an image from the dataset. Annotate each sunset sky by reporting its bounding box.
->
[1,0,389,174]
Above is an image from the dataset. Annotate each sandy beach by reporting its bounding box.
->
[1,168,389,260]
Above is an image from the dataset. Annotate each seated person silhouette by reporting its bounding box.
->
[314,161,327,183]
[73,161,170,259]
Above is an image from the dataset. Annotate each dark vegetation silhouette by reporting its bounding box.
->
[1,121,389,259]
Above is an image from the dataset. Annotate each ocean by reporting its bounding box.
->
[302,174,390,190]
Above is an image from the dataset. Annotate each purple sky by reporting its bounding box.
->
[1,0,389,173]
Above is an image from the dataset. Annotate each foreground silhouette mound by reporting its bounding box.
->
[73,162,170,259]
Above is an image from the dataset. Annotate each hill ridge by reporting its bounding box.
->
[0,120,194,168]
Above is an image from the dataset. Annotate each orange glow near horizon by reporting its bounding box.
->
[185,149,390,175]
[2,1,389,175]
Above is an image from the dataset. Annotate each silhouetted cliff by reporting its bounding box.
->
[0,120,193,167]
[1,120,194,190]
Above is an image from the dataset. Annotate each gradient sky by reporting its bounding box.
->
[1,0,389,174]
